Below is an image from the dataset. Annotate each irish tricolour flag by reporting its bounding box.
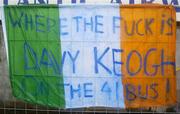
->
[2,5,124,108]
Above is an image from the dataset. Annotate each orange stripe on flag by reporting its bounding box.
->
[120,4,176,108]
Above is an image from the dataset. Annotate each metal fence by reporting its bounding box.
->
[0,100,178,113]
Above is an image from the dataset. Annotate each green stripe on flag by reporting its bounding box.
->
[4,5,65,108]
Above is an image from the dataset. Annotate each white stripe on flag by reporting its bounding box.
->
[59,5,124,108]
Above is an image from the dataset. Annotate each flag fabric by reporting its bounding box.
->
[2,4,177,109]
